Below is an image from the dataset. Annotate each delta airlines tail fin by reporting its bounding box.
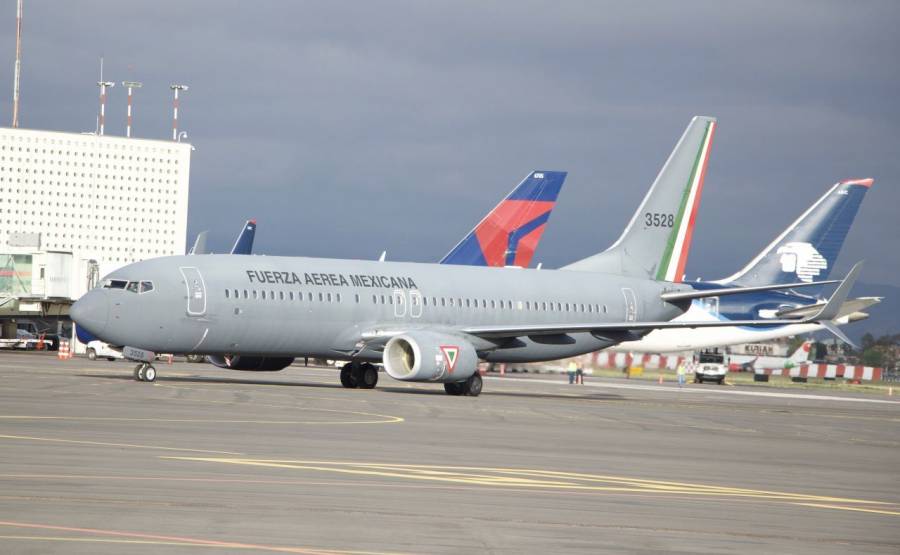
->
[440,171,566,267]
[716,179,872,288]
[562,116,716,282]
[230,219,257,255]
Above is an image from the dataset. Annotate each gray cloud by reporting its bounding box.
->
[1,1,897,287]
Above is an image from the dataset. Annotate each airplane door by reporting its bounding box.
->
[179,267,207,316]
[392,290,407,318]
[409,290,423,318]
[622,288,637,322]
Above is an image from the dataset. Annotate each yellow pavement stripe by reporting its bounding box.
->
[793,503,900,517]
[164,457,896,511]
[0,434,242,455]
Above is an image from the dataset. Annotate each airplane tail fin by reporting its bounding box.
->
[787,340,813,365]
[440,171,566,267]
[562,116,716,282]
[230,219,257,255]
[716,179,872,288]
[188,231,208,255]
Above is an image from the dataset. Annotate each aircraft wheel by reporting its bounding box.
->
[463,373,483,397]
[358,363,378,389]
[134,363,145,381]
[340,363,358,388]
[444,382,464,396]
[143,365,157,382]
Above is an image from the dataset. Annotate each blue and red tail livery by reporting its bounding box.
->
[440,171,566,267]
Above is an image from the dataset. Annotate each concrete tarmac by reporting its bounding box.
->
[1,351,898,554]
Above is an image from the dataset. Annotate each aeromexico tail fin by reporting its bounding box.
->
[562,116,716,282]
[716,178,872,287]
[230,219,257,255]
[440,171,566,267]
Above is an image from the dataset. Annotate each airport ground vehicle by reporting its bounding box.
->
[694,349,728,384]
[86,340,123,361]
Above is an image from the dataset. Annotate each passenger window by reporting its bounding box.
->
[126,281,139,293]
[234,289,239,299]
[319,293,324,302]
[441,298,446,307]
[225,289,230,299]
[270,291,275,300]
[279,291,285,300]
[337,293,342,302]
[602,304,608,313]
[289,292,294,301]
[327,293,333,302]
[139,281,154,293]
[243,290,249,299]
[308,292,313,301]
[253,290,258,299]
[372,294,377,303]
[355,294,360,303]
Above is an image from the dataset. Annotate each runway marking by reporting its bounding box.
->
[0,411,404,425]
[794,503,900,516]
[0,434,243,455]
[490,376,900,405]
[165,458,899,516]
[0,520,405,554]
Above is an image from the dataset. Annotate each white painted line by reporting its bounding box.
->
[486,376,900,405]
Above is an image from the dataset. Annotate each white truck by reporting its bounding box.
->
[693,349,728,385]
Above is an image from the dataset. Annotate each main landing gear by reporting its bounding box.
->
[133,362,157,382]
[444,373,482,397]
[340,361,379,389]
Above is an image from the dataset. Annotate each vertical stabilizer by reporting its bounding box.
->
[230,219,257,255]
[440,171,566,267]
[562,116,716,281]
[716,179,872,287]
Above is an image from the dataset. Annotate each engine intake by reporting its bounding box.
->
[206,355,294,371]
[383,331,477,382]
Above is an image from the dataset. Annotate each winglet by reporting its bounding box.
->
[808,261,864,322]
[189,230,209,255]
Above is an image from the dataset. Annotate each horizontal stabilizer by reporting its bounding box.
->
[660,279,839,303]
[820,321,858,349]
[775,296,881,319]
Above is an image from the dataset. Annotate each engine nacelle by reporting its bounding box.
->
[206,355,295,371]
[383,331,477,382]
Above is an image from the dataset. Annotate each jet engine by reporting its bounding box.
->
[383,331,477,382]
[206,355,295,371]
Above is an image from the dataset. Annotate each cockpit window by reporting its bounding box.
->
[139,281,154,294]
[103,279,128,289]
[125,281,140,293]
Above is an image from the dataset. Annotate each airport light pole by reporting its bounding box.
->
[122,81,142,138]
[170,84,188,141]
[96,80,114,136]
[11,0,23,128]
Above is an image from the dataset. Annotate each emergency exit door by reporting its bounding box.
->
[622,288,637,322]
[179,267,207,316]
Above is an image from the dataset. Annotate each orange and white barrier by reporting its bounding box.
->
[754,364,883,381]
[57,340,73,360]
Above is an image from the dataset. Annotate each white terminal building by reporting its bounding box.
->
[0,126,192,327]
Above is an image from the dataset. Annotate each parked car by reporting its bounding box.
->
[86,340,123,361]
[694,349,727,384]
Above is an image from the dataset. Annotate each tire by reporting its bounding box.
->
[87,348,97,361]
[358,363,378,389]
[143,366,157,382]
[464,373,483,397]
[444,382,464,395]
[718,377,725,385]
[134,363,144,381]
[340,364,358,388]
[107,357,116,362]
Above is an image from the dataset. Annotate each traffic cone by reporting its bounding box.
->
[658,373,664,384]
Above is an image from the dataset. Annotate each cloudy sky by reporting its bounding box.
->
[2,1,898,288]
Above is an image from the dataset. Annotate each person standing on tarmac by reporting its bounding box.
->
[567,360,578,384]
[676,361,687,388]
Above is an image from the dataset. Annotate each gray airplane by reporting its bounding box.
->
[70,116,861,396]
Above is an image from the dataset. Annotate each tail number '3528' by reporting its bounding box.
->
[644,212,674,228]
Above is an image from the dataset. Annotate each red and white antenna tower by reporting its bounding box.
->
[11,0,23,128]
[122,81,142,138]
[170,84,188,141]
[96,79,114,135]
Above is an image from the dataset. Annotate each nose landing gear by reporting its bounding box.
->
[133,363,157,382]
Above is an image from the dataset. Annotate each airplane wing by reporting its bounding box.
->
[659,279,839,303]
[774,296,881,319]
[461,261,864,340]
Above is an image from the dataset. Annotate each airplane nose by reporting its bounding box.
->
[71,290,109,337]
